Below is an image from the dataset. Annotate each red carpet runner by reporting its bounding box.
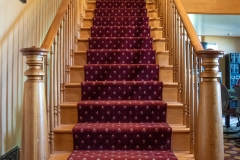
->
[68,0,177,159]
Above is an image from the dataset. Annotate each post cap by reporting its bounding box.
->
[195,49,224,58]
[20,46,49,56]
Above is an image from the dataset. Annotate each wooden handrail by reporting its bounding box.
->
[173,0,203,52]
[41,0,71,49]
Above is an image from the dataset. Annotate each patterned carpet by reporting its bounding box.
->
[223,116,240,160]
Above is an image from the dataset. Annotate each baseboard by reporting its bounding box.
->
[1,146,19,160]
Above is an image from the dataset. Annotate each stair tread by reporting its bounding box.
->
[88,1,155,4]
[65,82,178,86]
[49,151,194,160]
[85,8,159,11]
[70,65,173,68]
[77,37,165,40]
[61,101,183,107]
[54,124,189,132]
[83,17,160,20]
[67,150,177,159]
[80,26,162,29]
[74,49,168,53]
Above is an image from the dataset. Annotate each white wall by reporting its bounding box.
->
[202,36,240,85]
[0,0,62,155]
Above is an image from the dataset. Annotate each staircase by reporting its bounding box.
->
[49,0,194,159]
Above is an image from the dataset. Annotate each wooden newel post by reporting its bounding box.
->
[195,49,224,160]
[20,46,49,160]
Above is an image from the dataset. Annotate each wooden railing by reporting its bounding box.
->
[20,0,86,158]
[156,0,224,159]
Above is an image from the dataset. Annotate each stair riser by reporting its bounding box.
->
[167,107,184,124]
[159,67,173,82]
[77,39,165,51]
[60,104,184,125]
[172,132,190,151]
[73,51,169,66]
[80,28,162,39]
[85,10,158,18]
[148,11,159,18]
[54,131,189,151]
[162,84,178,102]
[64,84,178,102]
[87,3,156,10]
[82,19,161,28]
[70,66,172,83]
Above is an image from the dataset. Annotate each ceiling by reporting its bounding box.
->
[188,14,240,37]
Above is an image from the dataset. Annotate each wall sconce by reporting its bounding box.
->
[20,0,27,3]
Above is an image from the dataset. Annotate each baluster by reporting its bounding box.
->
[195,49,224,160]
[65,9,70,83]
[49,45,55,153]
[189,43,195,154]
[20,46,49,160]
[168,0,173,64]
[56,30,61,126]
[53,37,58,128]
[176,13,181,101]
[185,31,190,128]
[60,22,64,104]
[70,0,74,66]
[184,29,188,126]
[179,21,185,122]
[194,49,199,156]
[63,14,67,84]
[172,4,177,82]
[43,50,50,154]
[67,4,71,69]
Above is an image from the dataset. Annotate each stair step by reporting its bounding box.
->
[89,37,153,49]
[86,49,156,64]
[90,26,151,37]
[86,8,158,17]
[77,38,165,51]
[82,17,161,28]
[67,150,178,160]
[76,100,167,123]
[80,26,163,38]
[70,65,172,83]
[94,8,148,17]
[60,102,184,125]
[85,9,159,18]
[49,151,194,160]
[72,122,172,150]
[73,50,169,66]
[87,1,156,10]
[64,82,178,102]
[53,124,190,152]
[96,1,147,9]
[83,64,159,81]
[92,16,149,27]
[81,81,163,100]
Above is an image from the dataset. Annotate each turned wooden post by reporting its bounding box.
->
[195,49,224,160]
[20,46,49,160]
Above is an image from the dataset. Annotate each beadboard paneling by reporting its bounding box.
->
[0,0,63,156]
